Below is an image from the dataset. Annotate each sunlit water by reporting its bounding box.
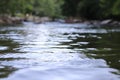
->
[0,22,120,80]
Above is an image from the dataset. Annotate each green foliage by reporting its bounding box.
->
[78,0,101,19]
[0,0,63,18]
[99,0,120,19]
[112,0,120,15]
[62,0,102,19]
[32,0,63,17]
[0,0,33,16]
[62,0,80,17]
[0,0,120,19]
[62,0,120,20]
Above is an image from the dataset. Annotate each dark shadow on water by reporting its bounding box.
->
[60,27,120,71]
[0,66,17,78]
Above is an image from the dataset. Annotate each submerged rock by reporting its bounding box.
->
[101,19,112,25]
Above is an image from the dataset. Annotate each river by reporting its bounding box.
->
[0,22,120,80]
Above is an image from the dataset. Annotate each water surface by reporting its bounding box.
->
[0,22,120,80]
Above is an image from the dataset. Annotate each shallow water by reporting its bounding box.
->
[0,22,120,80]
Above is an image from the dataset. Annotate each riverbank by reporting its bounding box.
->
[0,15,51,26]
[24,15,51,24]
[0,15,120,27]
[62,18,120,27]
[83,20,120,27]
[0,16,23,26]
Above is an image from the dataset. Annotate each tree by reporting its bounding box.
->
[62,0,102,19]
[0,0,33,16]
[111,0,120,19]
[62,0,80,17]
[78,0,102,19]
[62,0,120,20]
[32,0,63,18]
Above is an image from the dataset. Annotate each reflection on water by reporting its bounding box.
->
[0,22,120,80]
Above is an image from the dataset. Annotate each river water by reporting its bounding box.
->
[0,22,120,80]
